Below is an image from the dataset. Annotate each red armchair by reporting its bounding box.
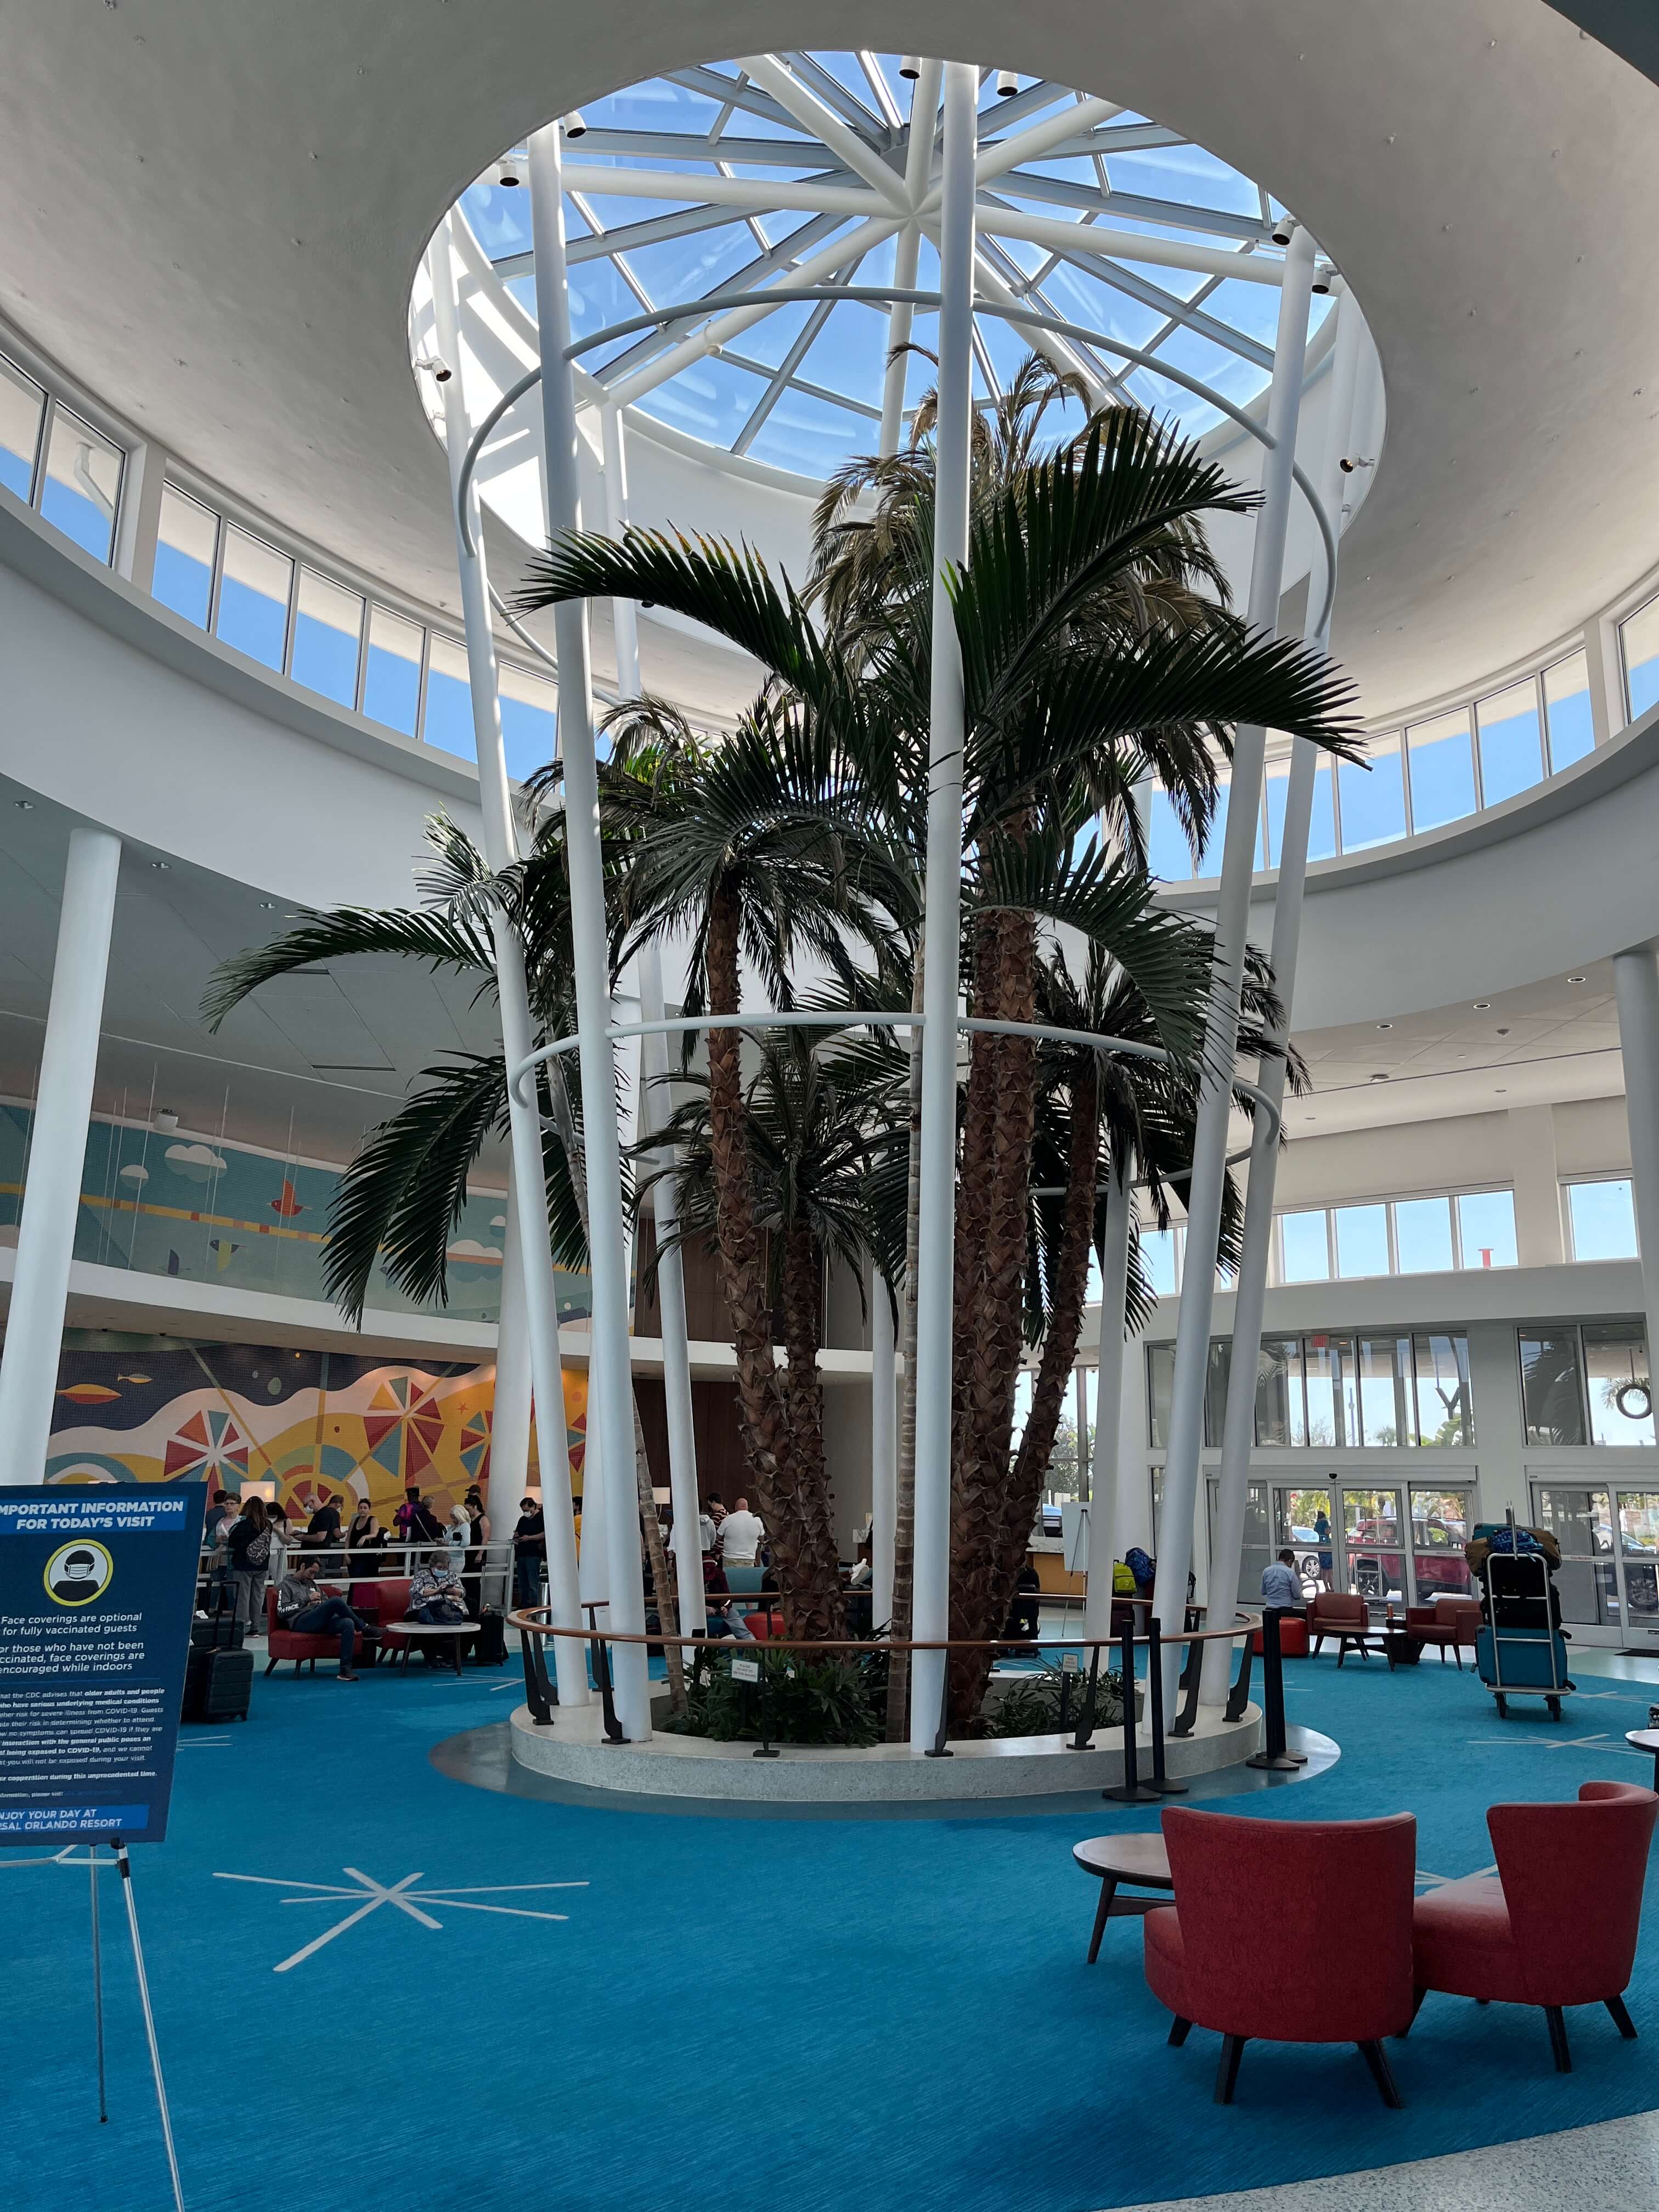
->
[1144,1805,1417,2106]
[1306,1590,1372,1664]
[1410,1780,1657,2070]
[349,1577,415,1662]
[1403,1597,1483,1667]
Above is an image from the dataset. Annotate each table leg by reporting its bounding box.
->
[1087,1877,1119,1963]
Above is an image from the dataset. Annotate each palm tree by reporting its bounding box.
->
[517,374,1357,1730]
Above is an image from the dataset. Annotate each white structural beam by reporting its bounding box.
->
[1614,946,1659,1402]
[1081,1169,1135,1652]
[871,1271,898,1627]
[601,399,706,1641]
[0,826,120,1485]
[908,60,979,1753]
[430,226,590,1711]
[879,225,922,455]
[1149,221,1318,1693]
[1199,274,1362,1706]
[970,92,1124,190]
[738,54,911,213]
[904,60,944,202]
[489,1161,534,1566]
[529,121,652,1740]
[560,164,878,217]
[605,215,902,410]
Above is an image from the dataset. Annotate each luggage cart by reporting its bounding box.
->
[1474,1543,1573,1721]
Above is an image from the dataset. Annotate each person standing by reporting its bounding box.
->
[225,1497,272,1634]
[512,1495,546,1612]
[719,1497,765,1567]
[699,1494,725,1555]
[303,1489,343,1556]
[1260,1548,1304,1613]
[346,1496,384,1578]
[266,1500,292,1598]
[463,1487,490,1617]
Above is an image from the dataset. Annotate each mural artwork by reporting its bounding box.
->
[45,1333,590,1528]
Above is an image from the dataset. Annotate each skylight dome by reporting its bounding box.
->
[453,52,1334,482]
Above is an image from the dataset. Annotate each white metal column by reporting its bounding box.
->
[908,60,978,1751]
[1151,221,1318,1679]
[489,1163,533,1562]
[601,399,706,1636]
[0,825,120,1485]
[1081,1168,1134,1650]
[870,1271,897,1624]
[529,122,651,1738]
[879,225,922,457]
[429,229,588,1708]
[1614,947,1659,1388]
[1200,269,1359,1703]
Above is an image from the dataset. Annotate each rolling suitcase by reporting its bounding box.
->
[191,1585,245,1651]
[183,1643,253,1722]
[472,1609,507,1666]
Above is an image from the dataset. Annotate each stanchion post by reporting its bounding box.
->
[1245,1611,1305,1771]
[90,1849,107,2124]
[753,1647,780,1759]
[1146,1618,1188,1795]
[1102,1618,1160,1804]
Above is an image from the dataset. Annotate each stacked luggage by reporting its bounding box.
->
[183,1590,253,1722]
[1466,1519,1573,1720]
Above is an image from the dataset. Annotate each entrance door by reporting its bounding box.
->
[1341,1486,1408,1608]
[1274,1483,1335,1594]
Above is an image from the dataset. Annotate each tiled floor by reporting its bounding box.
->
[1119,2108,1659,2210]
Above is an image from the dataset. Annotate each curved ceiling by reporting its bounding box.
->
[3,3,1658,723]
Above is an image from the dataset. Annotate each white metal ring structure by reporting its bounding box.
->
[452,285,1341,640]
[505,1006,1283,1147]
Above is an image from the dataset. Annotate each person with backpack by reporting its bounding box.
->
[226,1497,273,1634]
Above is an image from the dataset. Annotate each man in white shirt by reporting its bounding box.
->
[720,1498,765,1566]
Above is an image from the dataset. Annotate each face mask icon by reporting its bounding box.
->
[45,1540,114,1606]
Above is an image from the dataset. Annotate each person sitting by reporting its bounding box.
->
[1260,1548,1304,1612]
[274,1558,370,1680]
[407,1549,470,1624]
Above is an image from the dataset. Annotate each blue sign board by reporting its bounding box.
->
[0,1485,205,1844]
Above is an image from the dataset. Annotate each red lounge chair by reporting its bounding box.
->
[1409,1781,1657,2070]
[1403,1597,1483,1667]
[1306,1590,1372,1664]
[1144,1805,1417,2107]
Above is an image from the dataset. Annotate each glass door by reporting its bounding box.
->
[1208,1478,1269,1606]
[1408,1487,1475,1601]
[1274,1484,1335,1594]
[1530,1485,1619,1627]
[1341,1487,1408,1610]
[1616,1490,1659,1630]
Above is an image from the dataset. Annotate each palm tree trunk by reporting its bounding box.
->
[704,885,843,1643]
[962,1059,1099,1720]
[947,904,1040,1725]
[546,1067,686,1708]
[883,946,926,1742]
[781,1217,847,1641]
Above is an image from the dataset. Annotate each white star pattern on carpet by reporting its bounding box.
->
[213,1865,588,1972]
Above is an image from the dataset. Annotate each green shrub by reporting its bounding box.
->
[662,1648,883,1747]
[985,1663,1125,1738]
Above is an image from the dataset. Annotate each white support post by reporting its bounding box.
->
[870,1268,897,1626]
[429,228,588,1709]
[529,121,651,1739]
[1200,272,1359,1703]
[600,397,705,1639]
[489,1164,534,1588]
[1614,947,1659,1391]
[908,60,978,1751]
[0,826,120,1485]
[1081,1169,1133,1651]
[1152,222,1317,1689]
[879,225,921,457]
[114,441,166,592]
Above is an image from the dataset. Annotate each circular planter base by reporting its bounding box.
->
[507,1696,1265,1805]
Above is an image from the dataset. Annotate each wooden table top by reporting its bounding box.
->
[1072,1833,1173,1885]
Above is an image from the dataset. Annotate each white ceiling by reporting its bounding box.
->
[1288,962,1624,1137]
[0,777,509,1173]
[2,4,1658,724]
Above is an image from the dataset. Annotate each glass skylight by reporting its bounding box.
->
[456,53,1328,479]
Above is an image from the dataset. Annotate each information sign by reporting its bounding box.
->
[0,1484,205,1844]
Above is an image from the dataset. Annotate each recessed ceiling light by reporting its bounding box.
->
[1369,1071,1391,1082]
[1376,1020,1393,1030]
[13,799,33,811]
[1472,1001,1491,1010]
[150,860,170,871]
[1567,974,1586,984]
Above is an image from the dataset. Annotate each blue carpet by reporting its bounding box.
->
[5,1647,1658,2212]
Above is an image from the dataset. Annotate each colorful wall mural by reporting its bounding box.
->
[46,1332,591,1526]
[0,1099,592,1325]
